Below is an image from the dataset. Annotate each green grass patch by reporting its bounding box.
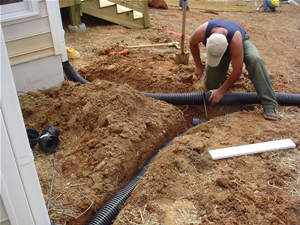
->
[165,0,255,12]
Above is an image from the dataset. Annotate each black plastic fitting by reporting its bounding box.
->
[193,118,209,126]
[38,126,60,153]
[26,128,40,149]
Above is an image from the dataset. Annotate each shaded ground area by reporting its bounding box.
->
[19,0,300,224]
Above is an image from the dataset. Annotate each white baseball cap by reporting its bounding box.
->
[206,33,228,67]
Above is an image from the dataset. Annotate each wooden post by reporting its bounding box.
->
[68,0,82,26]
[142,0,149,28]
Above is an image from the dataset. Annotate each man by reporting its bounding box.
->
[178,0,190,10]
[189,19,278,121]
[257,0,279,12]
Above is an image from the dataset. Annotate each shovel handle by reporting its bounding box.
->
[127,42,179,48]
[181,0,187,53]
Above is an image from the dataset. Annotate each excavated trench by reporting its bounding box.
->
[63,61,300,127]
[62,61,300,225]
[63,61,257,126]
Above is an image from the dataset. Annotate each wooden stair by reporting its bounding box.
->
[81,0,149,29]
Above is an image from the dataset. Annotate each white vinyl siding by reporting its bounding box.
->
[1,0,56,66]
[5,32,54,65]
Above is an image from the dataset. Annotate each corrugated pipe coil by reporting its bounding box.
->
[62,61,300,106]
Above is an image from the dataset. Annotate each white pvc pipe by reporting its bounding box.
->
[209,138,296,160]
[1,25,51,225]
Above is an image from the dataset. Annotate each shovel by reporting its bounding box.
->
[127,42,179,48]
[175,0,189,65]
[166,36,180,49]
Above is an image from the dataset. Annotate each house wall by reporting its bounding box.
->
[0,197,10,225]
[1,0,65,93]
[1,24,51,225]
[1,1,67,222]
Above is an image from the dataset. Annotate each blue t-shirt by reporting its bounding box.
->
[203,20,247,56]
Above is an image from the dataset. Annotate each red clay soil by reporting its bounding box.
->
[19,1,300,224]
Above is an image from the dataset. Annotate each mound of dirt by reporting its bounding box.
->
[20,80,186,224]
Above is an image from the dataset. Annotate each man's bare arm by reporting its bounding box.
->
[189,23,207,77]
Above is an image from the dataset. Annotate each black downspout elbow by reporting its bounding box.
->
[62,61,90,84]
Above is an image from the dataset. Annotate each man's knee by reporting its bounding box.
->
[247,54,262,64]
[246,55,265,72]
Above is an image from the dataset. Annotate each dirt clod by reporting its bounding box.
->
[216,177,230,189]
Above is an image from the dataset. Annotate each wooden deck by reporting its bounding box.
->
[59,0,149,29]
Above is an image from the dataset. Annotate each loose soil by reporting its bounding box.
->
[19,1,300,224]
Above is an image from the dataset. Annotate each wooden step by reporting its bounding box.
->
[116,4,132,13]
[133,11,143,19]
[81,0,146,29]
[116,4,142,19]
[99,0,116,7]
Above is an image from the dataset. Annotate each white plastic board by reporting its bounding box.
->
[209,138,296,160]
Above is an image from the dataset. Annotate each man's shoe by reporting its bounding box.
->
[263,108,277,121]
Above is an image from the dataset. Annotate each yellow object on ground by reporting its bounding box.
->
[66,47,80,59]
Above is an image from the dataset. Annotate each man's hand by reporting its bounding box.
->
[208,89,224,105]
[195,66,203,79]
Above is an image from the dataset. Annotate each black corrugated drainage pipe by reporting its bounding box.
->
[193,118,209,126]
[63,61,89,84]
[62,61,300,106]
[87,130,189,225]
[141,92,300,106]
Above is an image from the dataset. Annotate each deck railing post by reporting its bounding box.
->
[142,0,149,28]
